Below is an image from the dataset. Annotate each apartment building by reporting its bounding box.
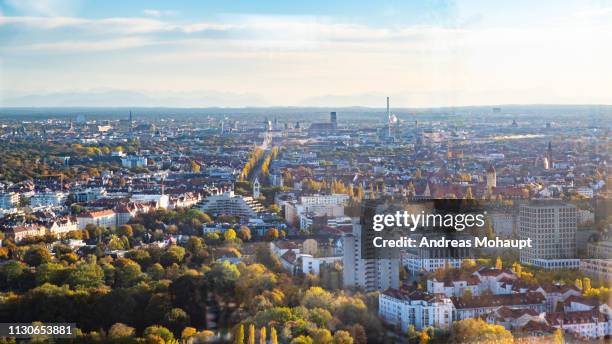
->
[77,209,117,229]
[519,201,579,269]
[379,289,454,331]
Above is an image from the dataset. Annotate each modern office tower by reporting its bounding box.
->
[330,111,337,129]
[343,219,400,292]
[519,201,578,269]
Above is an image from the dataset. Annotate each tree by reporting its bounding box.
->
[248,324,255,344]
[349,325,367,344]
[270,327,278,344]
[144,326,174,343]
[259,327,267,344]
[310,328,332,344]
[418,330,430,344]
[24,245,52,266]
[147,263,165,280]
[117,224,133,237]
[234,324,245,344]
[269,204,281,214]
[266,228,279,241]
[495,257,503,270]
[461,259,476,270]
[512,262,522,276]
[161,246,186,267]
[224,228,237,241]
[333,331,353,344]
[182,327,197,340]
[452,318,513,343]
[552,328,564,344]
[108,323,135,339]
[35,262,65,286]
[301,287,333,309]
[238,226,252,241]
[191,160,201,173]
[583,277,591,291]
[575,278,583,290]
[114,258,143,287]
[291,336,313,344]
[407,325,418,342]
[68,262,104,288]
[164,308,190,336]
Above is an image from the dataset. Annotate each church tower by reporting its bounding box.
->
[253,177,261,199]
[546,141,553,167]
[486,164,497,190]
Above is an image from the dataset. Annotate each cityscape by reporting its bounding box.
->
[0,103,610,343]
[1,0,612,343]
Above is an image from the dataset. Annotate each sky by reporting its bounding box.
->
[0,0,611,107]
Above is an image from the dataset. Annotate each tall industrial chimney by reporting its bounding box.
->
[386,97,391,138]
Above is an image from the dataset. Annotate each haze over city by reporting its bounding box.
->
[1,0,612,107]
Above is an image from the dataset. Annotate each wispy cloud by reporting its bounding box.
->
[142,9,179,18]
[1,4,611,107]
[4,0,82,16]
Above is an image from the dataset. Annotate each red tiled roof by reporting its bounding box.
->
[452,292,545,309]
[79,209,115,218]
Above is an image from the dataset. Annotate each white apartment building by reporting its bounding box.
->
[198,191,264,218]
[0,192,19,209]
[298,214,352,230]
[73,187,107,203]
[402,252,463,273]
[295,254,342,276]
[427,277,480,298]
[343,221,400,292]
[379,289,454,331]
[285,194,348,227]
[30,191,68,208]
[77,209,117,229]
[580,259,612,282]
[131,194,169,209]
[519,201,579,269]
[300,194,349,206]
[121,156,148,168]
[546,310,610,339]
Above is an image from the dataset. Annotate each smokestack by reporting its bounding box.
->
[386,97,391,138]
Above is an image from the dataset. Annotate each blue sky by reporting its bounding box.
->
[1,0,611,107]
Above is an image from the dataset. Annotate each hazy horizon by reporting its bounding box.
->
[2,0,612,108]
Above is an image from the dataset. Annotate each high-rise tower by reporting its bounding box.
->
[330,111,337,130]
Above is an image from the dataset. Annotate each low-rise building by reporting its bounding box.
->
[0,192,19,210]
[77,209,117,229]
[7,225,47,242]
[546,310,609,339]
[30,191,67,208]
[379,289,454,331]
[452,292,547,320]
